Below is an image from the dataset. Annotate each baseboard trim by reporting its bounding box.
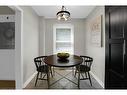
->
[23,72,37,88]
[90,71,104,88]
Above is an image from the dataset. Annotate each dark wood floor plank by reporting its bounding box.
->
[0,80,15,89]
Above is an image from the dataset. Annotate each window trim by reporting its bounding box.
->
[53,24,74,54]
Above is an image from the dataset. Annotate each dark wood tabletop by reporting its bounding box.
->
[44,55,83,67]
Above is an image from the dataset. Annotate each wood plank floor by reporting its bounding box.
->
[0,80,15,89]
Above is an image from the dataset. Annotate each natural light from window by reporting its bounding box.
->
[53,24,74,54]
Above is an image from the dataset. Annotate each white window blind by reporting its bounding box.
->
[53,24,74,54]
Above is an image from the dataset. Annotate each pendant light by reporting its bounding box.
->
[56,6,70,21]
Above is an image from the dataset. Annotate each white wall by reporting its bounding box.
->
[84,6,105,87]
[20,7,39,84]
[0,6,15,80]
[39,16,45,56]
[0,50,15,80]
[43,19,86,56]
[0,6,15,14]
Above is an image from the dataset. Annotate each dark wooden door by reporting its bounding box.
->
[105,6,127,89]
[123,7,127,88]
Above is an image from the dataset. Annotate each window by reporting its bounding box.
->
[53,24,74,54]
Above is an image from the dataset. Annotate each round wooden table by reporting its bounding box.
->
[44,55,83,88]
[44,55,83,67]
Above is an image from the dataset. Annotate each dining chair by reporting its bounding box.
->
[34,56,53,86]
[75,56,93,86]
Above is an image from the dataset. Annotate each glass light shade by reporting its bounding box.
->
[56,6,70,21]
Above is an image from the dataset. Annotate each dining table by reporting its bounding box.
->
[44,54,83,88]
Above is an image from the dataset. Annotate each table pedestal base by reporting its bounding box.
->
[47,66,80,89]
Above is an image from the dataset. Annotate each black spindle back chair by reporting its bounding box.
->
[75,56,93,86]
[34,56,53,86]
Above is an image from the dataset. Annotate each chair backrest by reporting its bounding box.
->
[80,56,93,68]
[34,56,47,70]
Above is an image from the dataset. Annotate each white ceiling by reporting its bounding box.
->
[32,6,95,18]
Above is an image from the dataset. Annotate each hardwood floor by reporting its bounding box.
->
[0,80,15,89]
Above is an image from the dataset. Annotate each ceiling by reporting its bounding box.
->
[32,6,95,18]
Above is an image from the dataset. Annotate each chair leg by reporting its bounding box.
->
[40,72,43,78]
[50,66,53,77]
[84,72,87,78]
[77,65,80,89]
[35,72,39,86]
[72,67,75,76]
[88,72,92,86]
[74,69,77,77]
[47,70,50,88]
[53,67,55,76]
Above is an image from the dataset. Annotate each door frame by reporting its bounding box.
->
[9,6,23,89]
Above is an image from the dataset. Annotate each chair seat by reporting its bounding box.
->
[37,65,48,72]
[77,65,90,72]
